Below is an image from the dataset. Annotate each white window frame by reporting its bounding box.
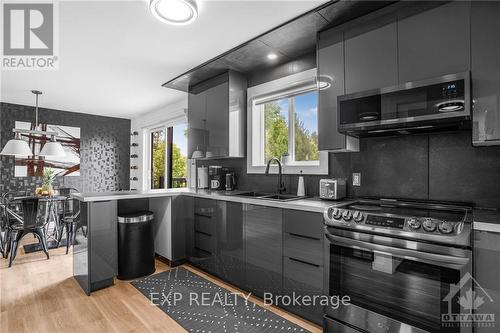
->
[143,116,187,191]
[247,68,328,175]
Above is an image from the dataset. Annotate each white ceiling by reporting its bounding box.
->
[1,0,325,119]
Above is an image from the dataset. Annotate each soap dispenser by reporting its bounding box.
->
[297,171,305,196]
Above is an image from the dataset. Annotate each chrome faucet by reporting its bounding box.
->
[265,157,286,194]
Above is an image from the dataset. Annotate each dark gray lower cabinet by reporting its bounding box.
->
[282,209,324,325]
[74,200,117,295]
[187,200,325,325]
[217,201,245,287]
[244,204,283,299]
[190,198,218,275]
[473,230,500,333]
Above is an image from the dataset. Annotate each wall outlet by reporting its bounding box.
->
[352,173,361,186]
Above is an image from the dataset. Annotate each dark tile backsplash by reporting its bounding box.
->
[350,134,429,200]
[429,131,500,207]
[199,130,500,209]
[0,102,130,194]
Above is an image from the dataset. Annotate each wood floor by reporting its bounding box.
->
[0,237,321,333]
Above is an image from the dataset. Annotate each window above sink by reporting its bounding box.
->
[247,68,329,175]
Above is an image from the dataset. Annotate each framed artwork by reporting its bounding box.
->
[14,121,81,177]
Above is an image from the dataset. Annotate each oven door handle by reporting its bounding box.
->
[325,233,469,268]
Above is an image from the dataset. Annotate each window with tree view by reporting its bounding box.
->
[263,90,319,165]
[150,123,187,190]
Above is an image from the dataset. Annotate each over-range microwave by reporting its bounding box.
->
[338,72,471,137]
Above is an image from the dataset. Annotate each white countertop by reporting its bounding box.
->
[473,208,500,233]
[71,190,500,229]
[71,189,354,213]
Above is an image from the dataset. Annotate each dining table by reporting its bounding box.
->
[3,195,69,244]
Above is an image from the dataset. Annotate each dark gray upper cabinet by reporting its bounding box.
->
[205,82,228,153]
[473,230,500,333]
[188,71,246,159]
[317,29,359,152]
[471,1,500,146]
[344,19,398,94]
[244,204,282,298]
[397,1,471,83]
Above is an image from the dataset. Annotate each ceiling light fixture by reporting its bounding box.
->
[0,90,65,157]
[150,0,198,25]
[267,53,278,60]
[315,75,332,90]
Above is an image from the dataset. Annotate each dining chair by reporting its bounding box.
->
[1,190,30,258]
[57,188,81,254]
[0,203,7,258]
[8,197,50,267]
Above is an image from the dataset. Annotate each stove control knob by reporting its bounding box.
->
[438,221,454,234]
[407,217,421,230]
[327,208,335,219]
[328,208,341,220]
[422,218,437,232]
[342,210,352,221]
[353,211,364,223]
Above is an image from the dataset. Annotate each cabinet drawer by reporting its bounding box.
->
[194,231,215,253]
[283,256,323,291]
[194,215,214,235]
[283,209,323,240]
[284,232,323,266]
[194,198,216,217]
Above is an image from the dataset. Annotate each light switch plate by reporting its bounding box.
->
[352,173,361,186]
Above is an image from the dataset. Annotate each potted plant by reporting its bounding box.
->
[39,168,56,196]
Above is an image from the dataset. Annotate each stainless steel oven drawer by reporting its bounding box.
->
[324,316,361,333]
[325,303,430,333]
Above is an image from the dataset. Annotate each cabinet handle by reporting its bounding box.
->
[195,212,212,218]
[195,230,212,237]
[194,247,212,255]
[288,257,321,268]
[288,232,321,241]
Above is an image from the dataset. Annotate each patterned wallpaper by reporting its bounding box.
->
[0,102,130,194]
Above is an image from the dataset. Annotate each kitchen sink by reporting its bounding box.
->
[231,191,270,198]
[230,191,306,202]
[261,194,307,201]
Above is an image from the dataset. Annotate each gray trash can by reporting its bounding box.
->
[117,211,155,280]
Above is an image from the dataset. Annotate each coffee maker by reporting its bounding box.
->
[209,166,224,190]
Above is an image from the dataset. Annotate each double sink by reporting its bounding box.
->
[229,191,306,202]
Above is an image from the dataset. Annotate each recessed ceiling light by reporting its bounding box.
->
[267,53,278,60]
[150,0,198,25]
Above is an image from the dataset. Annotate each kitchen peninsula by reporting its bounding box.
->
[71,189,352,296]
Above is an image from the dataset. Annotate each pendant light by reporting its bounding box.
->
[40,135,66,157]
[0,131,32,156]
[0,90,65,157]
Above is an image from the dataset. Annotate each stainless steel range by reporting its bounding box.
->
[323,198,473,333]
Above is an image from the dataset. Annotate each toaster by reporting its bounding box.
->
[319,179,346,200]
